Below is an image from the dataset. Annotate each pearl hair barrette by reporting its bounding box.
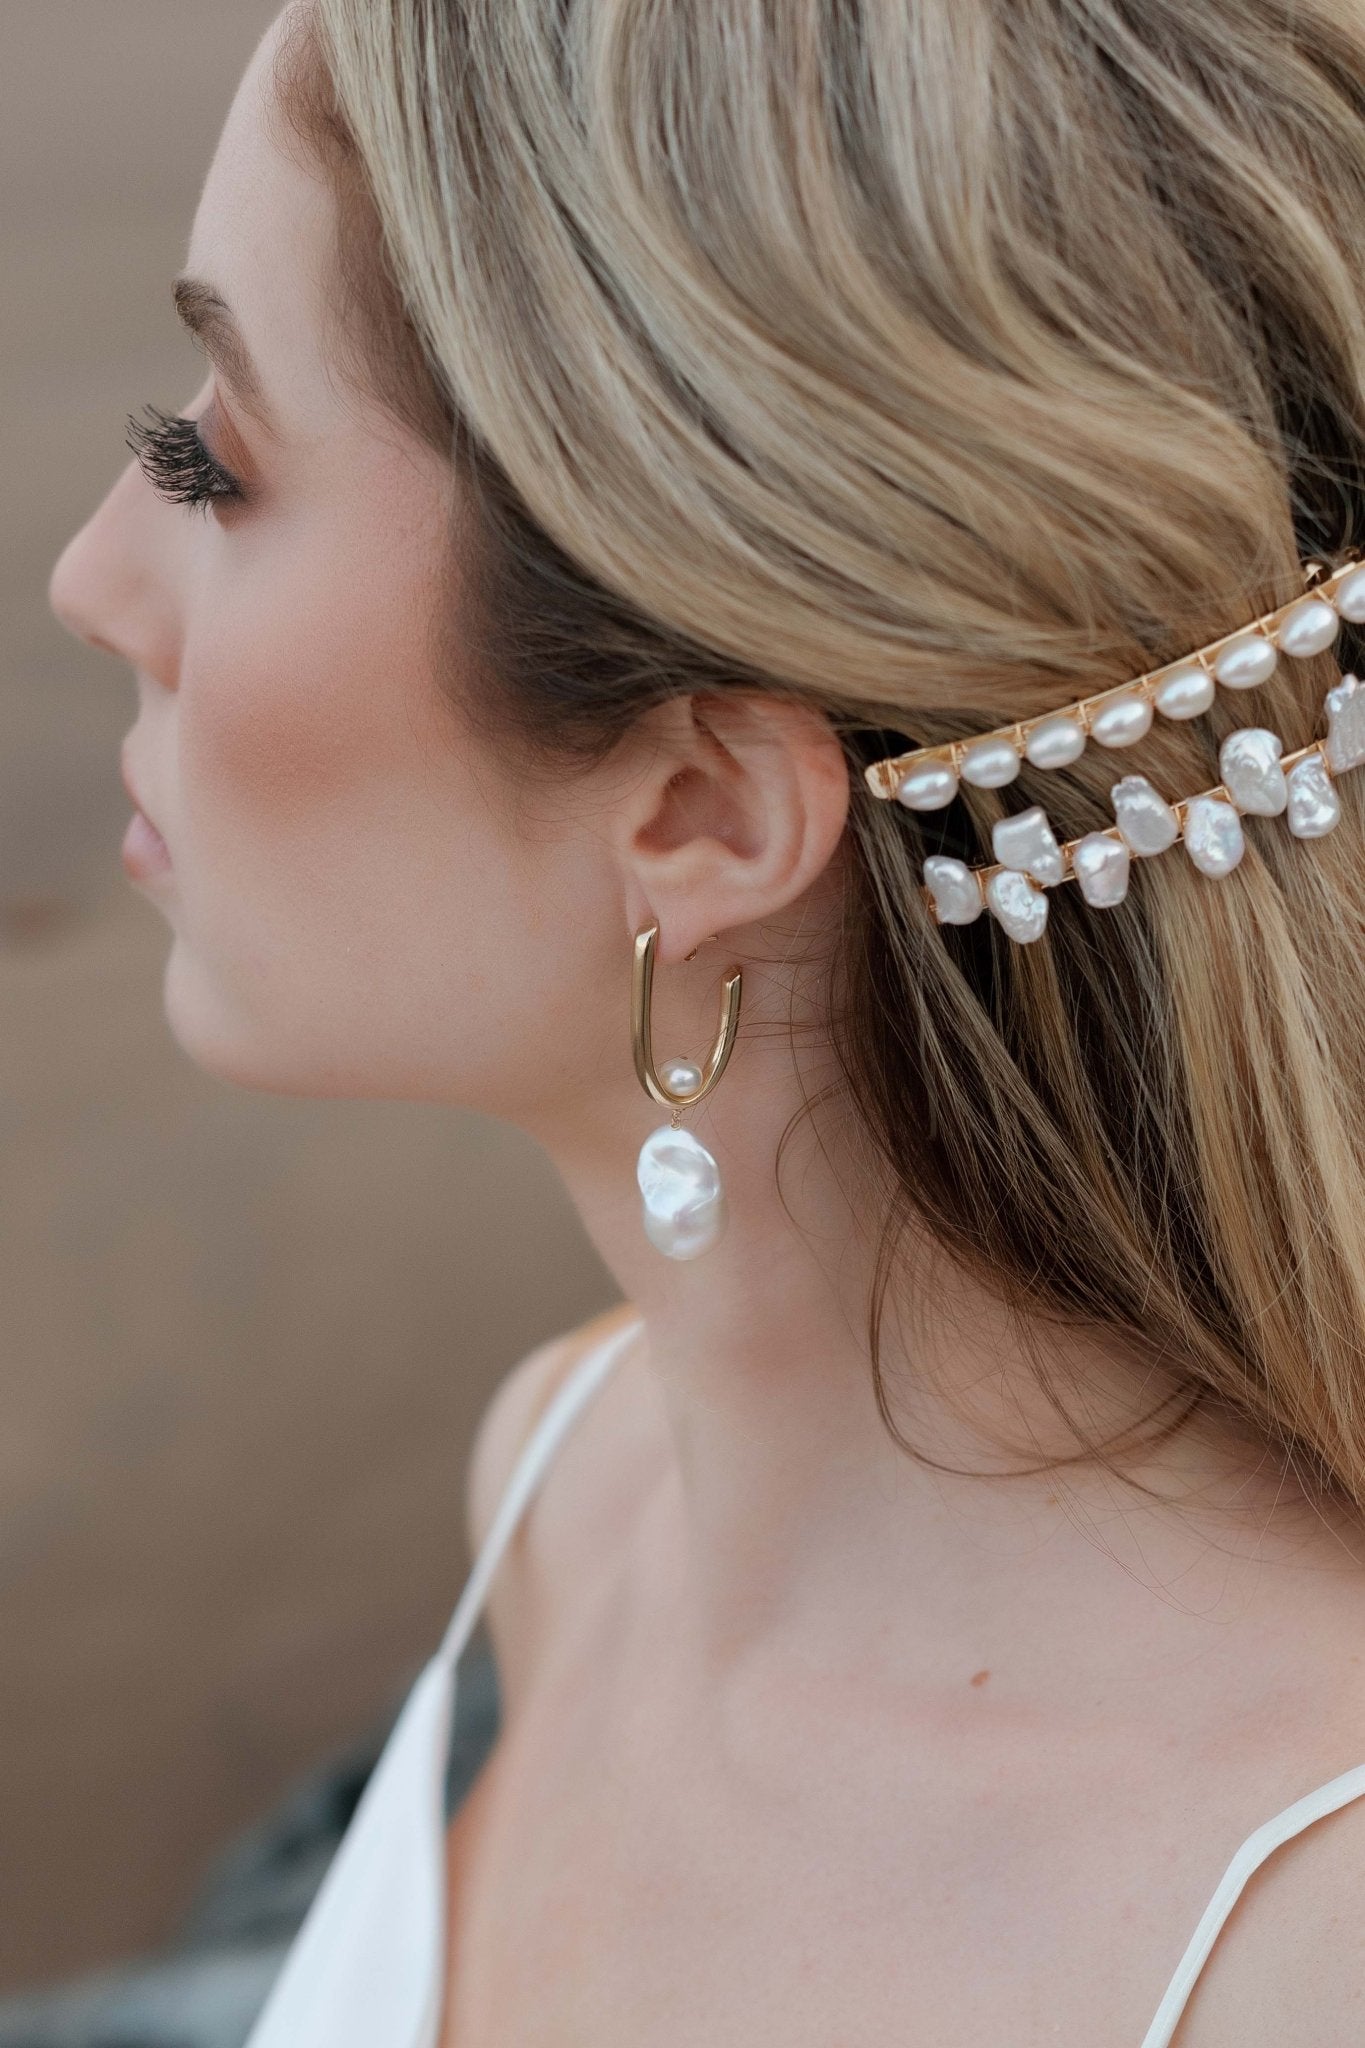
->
[861,555,1365,943]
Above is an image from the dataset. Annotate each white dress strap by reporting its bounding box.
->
[1140,1760,1365,2046]
[241,1310,641,2048]
[437,1311,643,1669]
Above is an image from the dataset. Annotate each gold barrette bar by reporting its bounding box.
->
[866,555,1365,807]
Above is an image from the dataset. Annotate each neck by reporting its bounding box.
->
[529,943,1357,1705]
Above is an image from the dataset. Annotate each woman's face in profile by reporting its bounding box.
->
[48,11,615,1121]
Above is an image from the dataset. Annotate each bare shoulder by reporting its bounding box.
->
[465,1304,666,1711]
[1180,1740,1365,2045]
[464,1305,636,1553]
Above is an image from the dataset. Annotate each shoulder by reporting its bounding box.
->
[1177,1779,1365,2045]
[464,1302,644,1551]
[465,1304,665,1711]
[1175,1676,1365,2048]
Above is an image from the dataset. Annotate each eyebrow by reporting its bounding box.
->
[172,276,277,432]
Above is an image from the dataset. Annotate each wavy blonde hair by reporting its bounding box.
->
[278,0,1365,1502]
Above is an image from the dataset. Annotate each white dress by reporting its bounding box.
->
[242,1313,1365,2048]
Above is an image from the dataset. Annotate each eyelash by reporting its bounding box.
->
[125,404,244,512]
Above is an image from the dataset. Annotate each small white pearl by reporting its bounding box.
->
[985,868,1049,943]
[1286,750,1341,839]
[1152,664,1215,720]
[1275,596,1340,659]
[1217,727,1287,816]
[661,1058,704,1096]
[1089,693,1153,748]
[1183,794,1245,877]
[1071,833,1131,908]
[1332,564,1365,623]
[923,856,985,925]
[960,737,1021,788]
[991,805,1066,885]
[1024,715,1087,769]
[1213,634,1277,689]
[895,759,958,810]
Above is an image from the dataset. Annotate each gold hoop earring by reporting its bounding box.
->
[632,923,742,1110]
[631,922,742,1260]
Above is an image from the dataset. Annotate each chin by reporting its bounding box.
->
[158,944,470,1104]
[159,946,351,1100]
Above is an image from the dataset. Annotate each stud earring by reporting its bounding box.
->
[631,922,742,1260]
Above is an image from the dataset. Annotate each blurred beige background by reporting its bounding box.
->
[0,0,616,1996]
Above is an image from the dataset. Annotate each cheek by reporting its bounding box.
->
[159,464,617,1110]
[169,490,538,1077]
[180,502,443,839]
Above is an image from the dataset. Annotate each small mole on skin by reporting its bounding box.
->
[969,1669,990,1688]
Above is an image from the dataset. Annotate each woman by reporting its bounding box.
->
[47,0,1365,2040]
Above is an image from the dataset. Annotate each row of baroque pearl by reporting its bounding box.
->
[867,557,1365,811]
[921,673,1365,944]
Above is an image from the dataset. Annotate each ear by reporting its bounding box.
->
[613,690,850,963]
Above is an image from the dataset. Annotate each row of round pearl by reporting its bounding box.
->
[865,556,1365,810]
[921,673,1365,944]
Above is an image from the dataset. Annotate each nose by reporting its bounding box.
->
[49,455,182,683]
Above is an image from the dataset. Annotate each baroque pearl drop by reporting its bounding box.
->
[1332,565,1365,623]
[1152,664,1215,720]
[1089,693,1153,748]
[1213,634,1277,689]
[1218,727,1287,816]
[991,805,1066,885]
[637,1125,727,1260]
[1183,795,1245,877]
[985,868,1049,943]
[960,737,1021,788]
[923,855,984,925]
[1286,750,1341,838]
[1325,674,1365,772]
[1111,774,1180,855]
[1071,833,1131,908]
[1275,596,1340,659]
[1024,715,1087,769]
[896,759,958,810]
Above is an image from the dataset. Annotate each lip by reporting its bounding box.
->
[119,744,159,832]
[119,743,172,878]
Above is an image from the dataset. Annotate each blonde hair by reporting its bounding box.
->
[279,0,1365,1502]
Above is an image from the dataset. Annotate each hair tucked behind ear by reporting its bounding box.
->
[279,0,1365,1503]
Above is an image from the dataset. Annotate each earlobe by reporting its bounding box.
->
[618,690,850,957]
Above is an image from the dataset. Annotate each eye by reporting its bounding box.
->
[125,404,245,512]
